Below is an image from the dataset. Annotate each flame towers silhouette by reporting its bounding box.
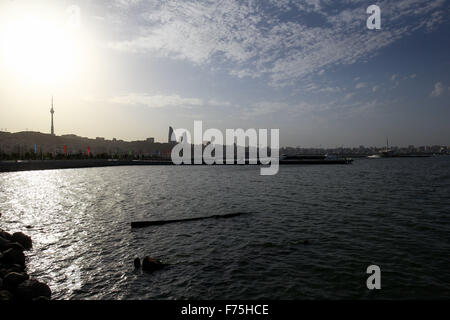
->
[168,126,175,143]
[50,96,55,136]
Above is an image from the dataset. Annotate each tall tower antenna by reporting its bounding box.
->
[50,96,55,136]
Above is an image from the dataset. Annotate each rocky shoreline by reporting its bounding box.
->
[0,222,52,301]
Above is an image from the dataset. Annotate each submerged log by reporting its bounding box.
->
[131,212,249,229]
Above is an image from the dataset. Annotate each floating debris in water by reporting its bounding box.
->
[131,212,250,228]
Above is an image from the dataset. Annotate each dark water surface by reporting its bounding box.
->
[1,157,449,299]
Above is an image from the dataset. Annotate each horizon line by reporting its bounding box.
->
[0,129,448,149]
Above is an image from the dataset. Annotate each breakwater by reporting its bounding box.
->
[0,158,353,173]
[0,224,52,301]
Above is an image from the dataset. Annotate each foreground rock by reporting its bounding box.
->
[3,272,29,290]
[13,279,52,300]
[1,227,52,300]
[11,232,32,250]
[0,263,25,277]
[141,256,166,273]
[1,248,25,266]
[0,236,10,251]
[0,289,14,301]
[0,229,12,241]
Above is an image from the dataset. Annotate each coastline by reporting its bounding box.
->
[0,158,353,173]
[0,159,173,173]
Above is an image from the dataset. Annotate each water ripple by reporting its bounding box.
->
[0,157,449,299]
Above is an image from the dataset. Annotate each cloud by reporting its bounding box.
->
[355,82,367,89]
[344,93,354,101]
[207,99,233,107]
[113,0,143,8]
[109,93,234,109]
[242,101,289,118]
[430,82,445,97]
[403,73,417,80]
[106,0,448,87]
[240,99,333,119]
[110,93,203,108]
[304,82,343,93]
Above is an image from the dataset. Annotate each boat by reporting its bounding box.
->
[369,138,395,158]
[368,138,432,158]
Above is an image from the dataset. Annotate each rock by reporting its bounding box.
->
[0,230,12,241]
[33,296,50,301]
[5,264,26,274]
[142,256,165,273]
[134,257,141,269]
[0,238,25,253]
[0,248,26,266]
[0,266,25,278]
[0,290,14,301]
[13,279,51,300]
[11,232,32,250]
[8,242,25,252]
[3,272,29,290]
[31,280,52,298]
[0,236,11,252]
[12,280,34,300]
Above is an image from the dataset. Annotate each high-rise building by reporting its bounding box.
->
[168,126,175,143]
[50,96,55,136]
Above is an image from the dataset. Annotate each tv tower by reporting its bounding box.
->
[50,96,55,136]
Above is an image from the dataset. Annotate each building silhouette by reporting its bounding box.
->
[168,126,176,143]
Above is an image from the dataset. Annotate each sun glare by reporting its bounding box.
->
[0,4,85,87]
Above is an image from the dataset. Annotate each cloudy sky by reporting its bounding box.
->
[0,0,449,147]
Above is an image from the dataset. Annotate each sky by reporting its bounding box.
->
[0,0,449,147]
